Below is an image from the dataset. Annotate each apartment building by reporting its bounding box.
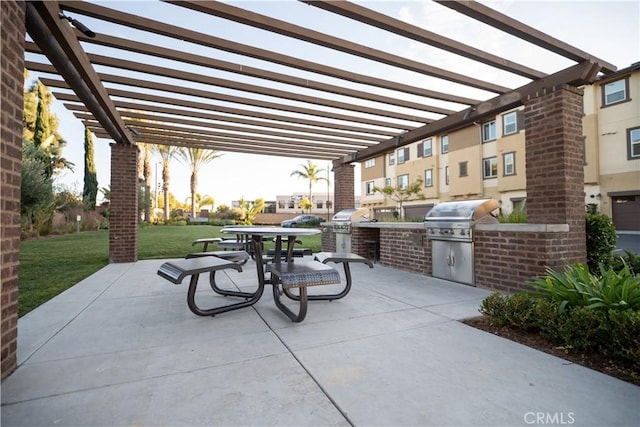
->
[360,62,640,230]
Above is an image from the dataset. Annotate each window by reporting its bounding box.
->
[418,138,432,157]
[459,161,468,177]
[602,78,629,106]
[366,181,375,195]
[397,148,409,164]
[388,152,395,165]
[441,135,449,154]
[502,112,518,135]
[424,169,433,187]
[483,156,498,179]
[445,166,450,185]
[397,174,409,190]
[364,158,375,168]
[482,121,496,142]
[384,178,391,187]
[503,152,516,176]
[629,126,640,159]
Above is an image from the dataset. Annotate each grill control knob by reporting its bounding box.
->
[459,229,466,235]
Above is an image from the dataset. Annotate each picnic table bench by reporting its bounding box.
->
[157,256,255,317]
[280,252,374,303]
[267,261,341,322]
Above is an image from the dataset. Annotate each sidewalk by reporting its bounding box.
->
[2,259,638,426]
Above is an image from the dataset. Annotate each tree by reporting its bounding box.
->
[138,143,153,222]
[21,139,54,234]
[177,147,222,217]
[374,178,426,220]
[82,126,98,210]
[237,197,265,225]
[27,80,73,178]
[290,160,328,212]
[200,195,215,211]
[152,144,182,221]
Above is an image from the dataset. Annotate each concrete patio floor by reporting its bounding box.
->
[1,258,638,426]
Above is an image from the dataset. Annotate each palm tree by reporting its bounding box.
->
[177,147,222,217]
[152,144,182,221]
[290,160,328,213]
[138,142,153,222]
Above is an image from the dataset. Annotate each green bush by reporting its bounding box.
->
[528,263,640,312]
[606,309,640,369]
[479,292,536,329]
[479,292,640,369]
[611,251,640,276]
[498,200,527,223]
[585,211,617,273]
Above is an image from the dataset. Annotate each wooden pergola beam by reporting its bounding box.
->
[435,0,616,74]
[301,0,546,80]
[344,60,603,164]
[58,0,480,105]
[25,38,463,114]
[167,0,510,94]
[25,1,133,145]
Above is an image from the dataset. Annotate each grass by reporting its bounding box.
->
[18,225,322,317]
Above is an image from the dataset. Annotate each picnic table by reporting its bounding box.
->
[157,226,372,322]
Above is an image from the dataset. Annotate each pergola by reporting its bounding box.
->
[24,0,613,163]
[0,0,618,380]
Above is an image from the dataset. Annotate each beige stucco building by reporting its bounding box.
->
[360,62,640,230]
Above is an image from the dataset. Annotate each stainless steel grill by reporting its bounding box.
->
[424,199,499,242]
[424,199,499,286]
[330,208,371,252]
[331,208,370,234]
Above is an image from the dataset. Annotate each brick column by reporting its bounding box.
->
[333,163,355,212]
[524,85,586,264]
[1,0,25,379]
[109,143,139,263]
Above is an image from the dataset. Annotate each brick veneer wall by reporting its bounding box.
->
[331,224,571,294]
[379,228,430,275]
[1,0,25,379]
[333,163,354,213]
[474,227,570,292]
[524,85,586,264]
[109,143,139,263]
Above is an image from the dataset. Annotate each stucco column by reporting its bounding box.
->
[524,84,586,264]
[1,0,25,379]
[109,143,139,263]
[333,163,355,213]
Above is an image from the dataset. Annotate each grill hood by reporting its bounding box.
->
[425,199,499,223]
[332,208,371,222]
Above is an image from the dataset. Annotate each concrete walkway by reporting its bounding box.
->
[1,259,638,426]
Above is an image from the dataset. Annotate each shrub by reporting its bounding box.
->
[479,292,640,369]
[611,251,640,276]
[498,200,527,223]
[606,309,640,369]
[528,263,640,312]
[585,211,617,273]
[479,292,536,329]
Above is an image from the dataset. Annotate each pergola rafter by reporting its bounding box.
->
[24,0,613,164]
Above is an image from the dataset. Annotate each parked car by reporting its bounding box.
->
[281,214,323,228]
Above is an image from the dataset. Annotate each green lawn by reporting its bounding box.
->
[18,225,321,317]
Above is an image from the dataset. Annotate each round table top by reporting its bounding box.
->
[221,226,321,237]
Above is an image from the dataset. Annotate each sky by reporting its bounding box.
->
[27,0,640,207]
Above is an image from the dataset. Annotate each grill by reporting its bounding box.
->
[331,208,371,234]
[330,208,371,252]
[424,199,499,242]
[424,199,499,285]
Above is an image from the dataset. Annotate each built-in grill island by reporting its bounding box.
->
[329,208,371,252]
[424,199,499,285]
